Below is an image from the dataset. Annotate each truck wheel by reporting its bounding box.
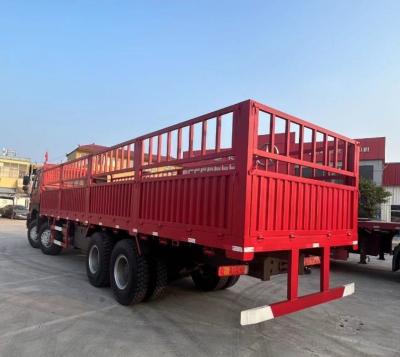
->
[191,265,229,292]
[223,276,240,289]
[27,221,40,248]
[144,255,168,301]
[110,239,149,305]
[39,223,63,255]
[86,232,114,287]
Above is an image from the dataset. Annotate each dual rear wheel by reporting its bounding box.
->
[27,224,239,306]
[86,236,168,305]
[85,235,239,306]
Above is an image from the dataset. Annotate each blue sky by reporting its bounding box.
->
[1,0,399,163]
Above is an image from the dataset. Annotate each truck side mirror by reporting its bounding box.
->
[22,175,30,185]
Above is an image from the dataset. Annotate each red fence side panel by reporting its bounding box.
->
[250,172,355,234]
[41,190,59,211]
[61,187,86,213]
[139,172,233,231]
[89,182,134,218]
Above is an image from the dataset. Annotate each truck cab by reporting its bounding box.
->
[23,167,43,248]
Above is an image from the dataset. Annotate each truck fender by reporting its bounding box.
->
[26,209,39,228]
[392,245,400,272]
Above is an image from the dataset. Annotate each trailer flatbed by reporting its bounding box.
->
[357,220,400,270]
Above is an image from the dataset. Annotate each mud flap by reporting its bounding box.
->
[392,245,400,272]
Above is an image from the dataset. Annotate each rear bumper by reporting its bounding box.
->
[241,283,355,325]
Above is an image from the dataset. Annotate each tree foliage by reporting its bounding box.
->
[359,177,391,218]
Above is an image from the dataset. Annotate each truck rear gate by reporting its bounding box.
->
[38,99,359,324]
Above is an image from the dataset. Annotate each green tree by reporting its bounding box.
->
[359,177,391,218]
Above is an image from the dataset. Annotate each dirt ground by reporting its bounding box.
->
[0,218,399,357]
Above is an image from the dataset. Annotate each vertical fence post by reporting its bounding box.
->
[216,116,221,153]
[230,100,257,257]
[132,140,142,230]
[299,125,304,177]
[57,165,63,214]
[320,246,330,292]
[288,248,299,300]
[312,130,317,178]
[85,156,92,221]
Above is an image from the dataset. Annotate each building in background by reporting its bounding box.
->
[357,137,400,222]
[0,149,32,209]
[66,143,108,161]
[357,137,386,185]
[381,163,400,222]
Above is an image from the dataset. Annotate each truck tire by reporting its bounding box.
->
[86,232,114,287]
[39,223,63,255]
[191,265,229,292]
[27,221,40,249]
[110,239,149,305]
[223,276,240,289]
[144,255,168,301]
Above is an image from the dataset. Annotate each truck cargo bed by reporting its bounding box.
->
[41,99,359,260]
[38,99,359,323]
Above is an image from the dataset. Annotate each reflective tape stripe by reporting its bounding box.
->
[241,305,274,326]
[232,246,254,253]
[342,282,355,297]
[53,240,63,246]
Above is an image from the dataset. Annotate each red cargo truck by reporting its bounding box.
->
[26,100,359,325]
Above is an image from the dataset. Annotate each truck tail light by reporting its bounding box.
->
[304,256,321,266]
[218,265,248,277]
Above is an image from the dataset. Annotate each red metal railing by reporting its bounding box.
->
[241,101,359,256]
[253,101,357,183]
[40,99,359,259]
[89,181,134,218]
[39,100,360,323]
[139,172,234,229]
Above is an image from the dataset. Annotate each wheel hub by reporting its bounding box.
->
[88,245,100,274]
[30,227,38,242]
[114,254,129,290]
[41,229,52,248]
